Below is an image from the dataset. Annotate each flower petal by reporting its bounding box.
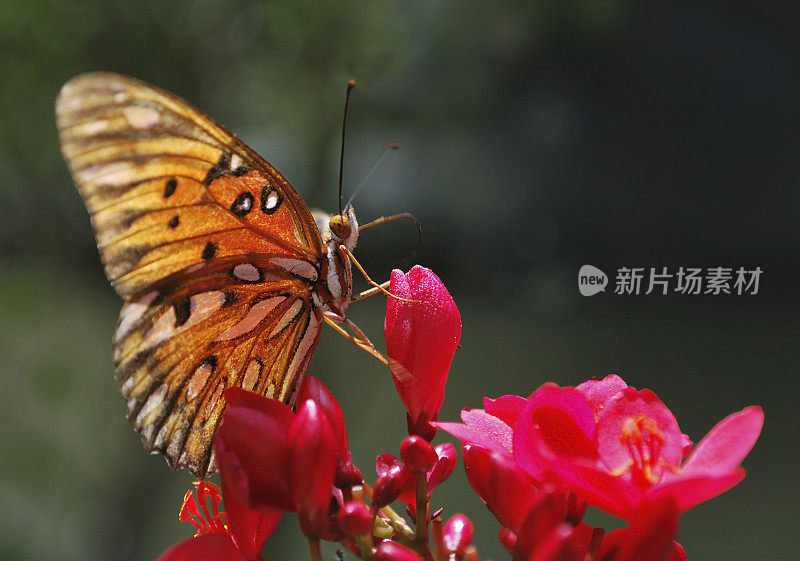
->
[215,389,295,512]
[597,496,678,561]
[462,446,538,532]
[433,418,511,456]
[222,480,281,560]
[681,406,764,474]
[483,395,527,426]
[575,374,629,415]
[290,399,337,538]
[156,535,245,561]
[651,469,745,513]
[513,386,597,480]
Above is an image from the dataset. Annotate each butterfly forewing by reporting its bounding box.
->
[56,72,324,299]
[57,72,329,477]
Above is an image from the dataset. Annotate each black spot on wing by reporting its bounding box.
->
[164,178,177,198]
[203,355,218,371]
[222,291,237,307]
[168,216,179,229]
[173,298,191,327]
[203,153,230,186]
[202,242,217,260]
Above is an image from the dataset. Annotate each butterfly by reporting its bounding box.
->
[56,72,386,478]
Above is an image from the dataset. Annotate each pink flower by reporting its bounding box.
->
[156,481,280,561]
[385,265,461,440]
[436,375,764,521]
[515,376,764,519]
[214,376,349,538]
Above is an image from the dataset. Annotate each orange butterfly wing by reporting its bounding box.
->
[57,72,326,476]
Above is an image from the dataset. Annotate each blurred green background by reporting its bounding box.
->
[1,0,798,559]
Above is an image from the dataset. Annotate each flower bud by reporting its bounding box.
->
[337,501,374,537]
[442,514,474,559]
[427,443,457,488]
[498,528,517,553]
[289,400,337,538]
[335,458,364,488]
[375,540,425,561]
[373,462,410,508]
[401,436,438,473]
[385,266,461,441]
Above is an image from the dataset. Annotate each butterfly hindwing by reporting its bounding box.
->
[56,72,324,300]
[113,255,323,476]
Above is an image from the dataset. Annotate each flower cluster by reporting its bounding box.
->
[156,265,763,561]
[436,376,763,560]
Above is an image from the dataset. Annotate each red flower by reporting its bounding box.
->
[385,265,461,440]
[438,375,763,521]
[214,378,346,538]
[514,376,764,519]
[156,481,280,561]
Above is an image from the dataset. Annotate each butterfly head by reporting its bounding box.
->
[328,205,359,251]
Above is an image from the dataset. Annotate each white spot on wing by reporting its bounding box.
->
[166,427,184,458]
[187,361,214,399]
[154,423,171,448]
[120,376,135,395]
[231,154,243,170]
[202,379,225,420]
[233,263,260,282]
[77,161,135,186]
[183,291,225,330]
[122,105,160,129]
[281,312,320,401]
[135,384,168,426]
[268,258,318,281]
[266,190,280,210]
[242,360,262,391]
[142,307,177,349]
[216,296,285,341]
[116,290,159,342]
[80,120,110,135]
[269,299,304,338]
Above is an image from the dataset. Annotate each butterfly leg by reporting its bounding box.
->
[322,315,388,365]
[339,246,417,303]
[351,281,390,302]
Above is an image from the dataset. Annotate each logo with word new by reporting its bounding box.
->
[578,265,608,296]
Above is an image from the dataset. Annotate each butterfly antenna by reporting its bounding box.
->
[345,142,400,210]
[338,80,356,217]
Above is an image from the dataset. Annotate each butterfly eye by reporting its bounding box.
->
[329,214,351,239]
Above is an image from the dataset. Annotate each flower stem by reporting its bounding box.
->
[414,472,434,561]
[415,473,429,542]
[309,538,323,561]
[431,516,444,561]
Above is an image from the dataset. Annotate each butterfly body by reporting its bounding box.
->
[57,72,361,477]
